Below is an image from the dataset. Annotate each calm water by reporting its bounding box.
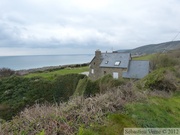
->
[0,54,94,70]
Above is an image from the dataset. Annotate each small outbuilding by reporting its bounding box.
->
[89,50,150,80]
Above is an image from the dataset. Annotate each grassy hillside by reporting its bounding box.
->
[79,92,180,135]
[24,66,89,80]
[0,49,180,135]
[125,93,180,128]
[122,40,180,55]
[133,54,154,60]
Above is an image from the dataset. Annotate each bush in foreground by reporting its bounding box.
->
[1,83,180,135]
[137,67,179,92]
[0,82,141,135]
[0,74,86,120]
[74,74,125,97]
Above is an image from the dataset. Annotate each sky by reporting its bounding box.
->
[0,0,180,56]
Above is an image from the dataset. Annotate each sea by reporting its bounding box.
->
[0,54,94,70]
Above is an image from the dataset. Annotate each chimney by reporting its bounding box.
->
[95,49,101,57]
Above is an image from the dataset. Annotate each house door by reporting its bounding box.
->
[113,72,119,79]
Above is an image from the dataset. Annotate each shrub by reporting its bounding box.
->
[0,82,140,135]
[74,74,126,98]
[0,76,50,120]
[52,74,86,102]
[0,74,86,120]
[0,68,16,78]
[83,79,99,97]
[168,49,180,59]
[139,68,179,92]
[98,74,125,93]
[74,77,88,96]
[150,51,179,70]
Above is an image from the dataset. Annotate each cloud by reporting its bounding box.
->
[0,0,180,55]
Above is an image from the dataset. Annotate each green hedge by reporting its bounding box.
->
[0,73,126,120]
[52,74,85,102]
[0,74,85,120]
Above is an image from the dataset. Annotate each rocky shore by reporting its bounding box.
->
[16,63,89,75]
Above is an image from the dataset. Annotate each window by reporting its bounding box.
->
[104,71,106,74]
[91,69,94,74]
[114,61,121,66]
[113,72,119,79]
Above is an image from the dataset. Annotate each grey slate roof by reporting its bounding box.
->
[122,60,150,79]
[100,53,131,68]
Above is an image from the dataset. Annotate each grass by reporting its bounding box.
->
[24,66,89,80]
[133,54,154,60]
[125,92,180,127]
[78,92,180,134]
[78,114,137,135]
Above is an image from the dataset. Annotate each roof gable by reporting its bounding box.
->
[122,60,150,79]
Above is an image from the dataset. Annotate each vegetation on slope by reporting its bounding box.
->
[125,40,180,55]
[0,74,85,120]
[24,66,89,80]
[0,82,141,135]
[0,49,180,134]
[125,93,180,128]
[74,74,125,97]
[0,68,16,78]
[133,54,154,60]
[1,79,179,134]
[0,72,124,120]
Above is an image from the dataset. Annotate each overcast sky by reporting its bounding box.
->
[0,0,180,56]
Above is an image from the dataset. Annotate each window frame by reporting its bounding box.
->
[114,61,121,66]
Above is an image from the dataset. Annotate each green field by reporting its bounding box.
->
[133,54,154,60]
[25,66,89,79]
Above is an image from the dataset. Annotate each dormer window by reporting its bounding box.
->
[114,61,121,66]
[105,61,109,64]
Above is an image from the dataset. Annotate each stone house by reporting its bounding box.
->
[89,50,150,80]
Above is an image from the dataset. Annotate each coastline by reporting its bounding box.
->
[16,63,89,75]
